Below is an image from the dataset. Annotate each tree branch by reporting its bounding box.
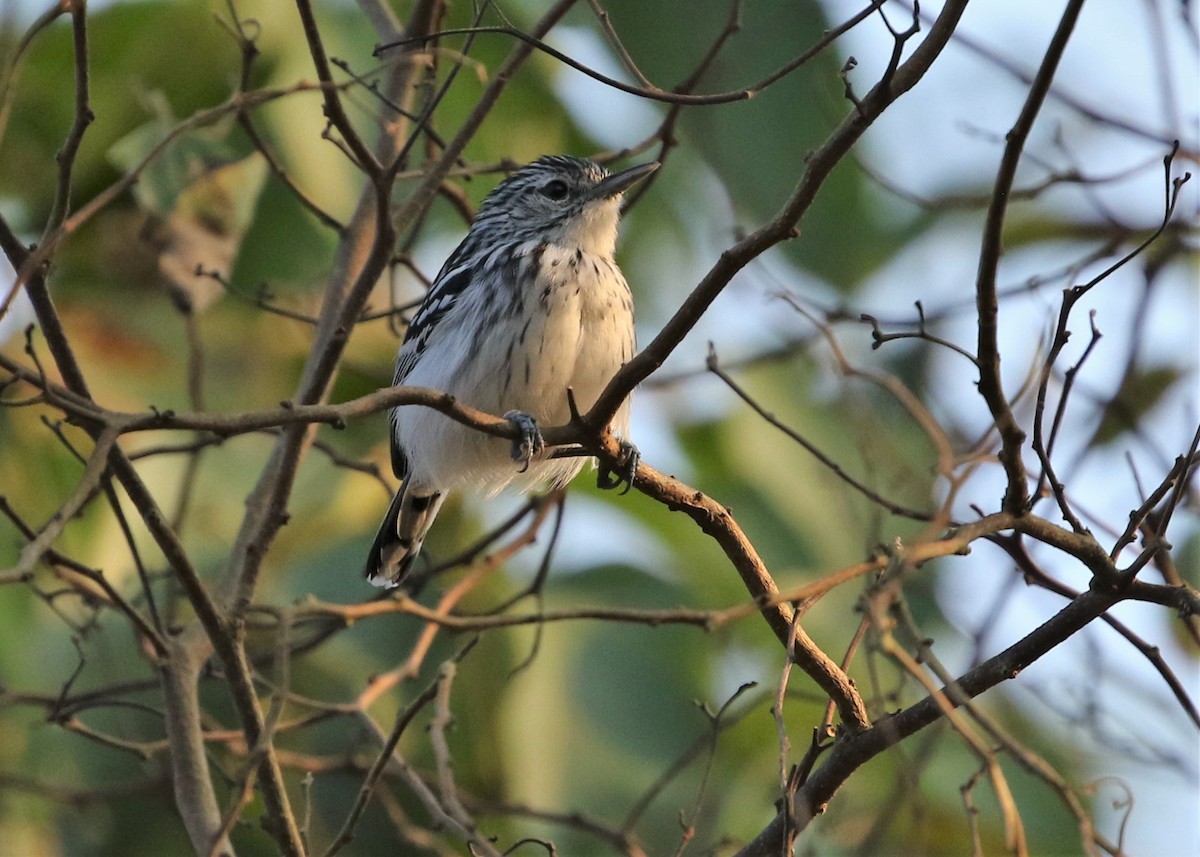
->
[585,0,969,429]
[974,0,1086,516]
[737,588,1121,854]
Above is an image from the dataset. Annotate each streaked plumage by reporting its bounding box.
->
[365,156,655,587]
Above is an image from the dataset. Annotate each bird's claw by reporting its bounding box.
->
[598,439,639,495]
[504,410,545,472]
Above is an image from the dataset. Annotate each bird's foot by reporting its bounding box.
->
[598,438,639,495]
[504,410,545,472]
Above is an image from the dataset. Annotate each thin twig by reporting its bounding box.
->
[974,0,1087,517]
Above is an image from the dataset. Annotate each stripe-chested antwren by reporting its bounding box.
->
[365,156,656,588]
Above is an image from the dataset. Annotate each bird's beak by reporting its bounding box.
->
[591,161,659,200]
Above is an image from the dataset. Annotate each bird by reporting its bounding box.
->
[364,155,657,588]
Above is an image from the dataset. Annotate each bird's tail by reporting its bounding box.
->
[364,483,445,588]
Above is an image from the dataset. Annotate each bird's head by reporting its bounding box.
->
[472,156,657,256]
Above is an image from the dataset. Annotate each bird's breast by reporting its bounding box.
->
[508,244,634,423]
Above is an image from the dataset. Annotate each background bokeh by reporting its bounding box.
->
[0,1,1196,855]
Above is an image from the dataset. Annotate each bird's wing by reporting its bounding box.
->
[388,241,479,480]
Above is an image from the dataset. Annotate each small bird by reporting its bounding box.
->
[364,155,657,588]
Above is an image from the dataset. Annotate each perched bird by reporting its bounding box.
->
[364,155,656,588]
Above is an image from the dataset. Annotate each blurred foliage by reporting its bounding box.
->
[1090,364,1181,446]
[0,1,1196,856]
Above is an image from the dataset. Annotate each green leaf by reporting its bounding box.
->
[106,93,240,217]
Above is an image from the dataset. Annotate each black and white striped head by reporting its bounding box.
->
[470,156,657,256]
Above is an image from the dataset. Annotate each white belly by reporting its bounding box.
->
[394,243,634,494]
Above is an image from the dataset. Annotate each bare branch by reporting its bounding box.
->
[377,0,888,107]
[41,1,93,242]
[974,0,1087,517]
[586,0,971,428]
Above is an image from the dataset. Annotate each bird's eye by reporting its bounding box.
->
[540,179,569,201]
